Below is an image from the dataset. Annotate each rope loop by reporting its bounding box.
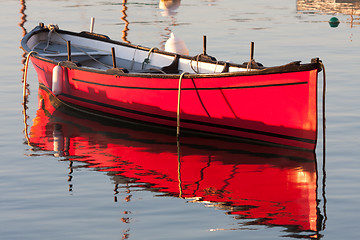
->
[43,24,59,52]
[47,24,59,31]
[142,47,158,70]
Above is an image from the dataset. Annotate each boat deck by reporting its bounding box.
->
[33,41,174,73]
[29,27,258,75]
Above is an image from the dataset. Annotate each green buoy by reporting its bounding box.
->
[329,17,340,28]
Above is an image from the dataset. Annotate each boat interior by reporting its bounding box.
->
[27,30,257,75]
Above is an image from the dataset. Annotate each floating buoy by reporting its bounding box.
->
[52,65,63,95]
[329,17,340,28]
[165,32,189,55]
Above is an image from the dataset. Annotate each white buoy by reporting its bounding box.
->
[52,65,63,95]
[165,32,189,55]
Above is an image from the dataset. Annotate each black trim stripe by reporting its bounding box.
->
[72,78,308,91]
[32,61,45,72]
[61,93,316,144]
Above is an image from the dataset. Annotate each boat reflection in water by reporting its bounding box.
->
[29,86,324,238]
[159,0,181,16]
[297,0,360,15]
[297,0,360,27]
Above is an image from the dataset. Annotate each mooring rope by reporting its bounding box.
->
[320,61,326,145]
[177,72,188,138]
[22,51,37,146]
[177,139,183,198]
[23,51,37,102]
[23,104,31,147]
[320,61,328,231]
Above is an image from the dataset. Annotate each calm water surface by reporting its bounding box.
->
[1,0,360,239]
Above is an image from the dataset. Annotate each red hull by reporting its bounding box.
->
[28,87,321,236]
[31,56,318,150]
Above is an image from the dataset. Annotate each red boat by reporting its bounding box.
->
[27,86,323,237]
[21,23,323,150]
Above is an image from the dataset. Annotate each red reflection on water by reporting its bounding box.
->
[29,86,322,236]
